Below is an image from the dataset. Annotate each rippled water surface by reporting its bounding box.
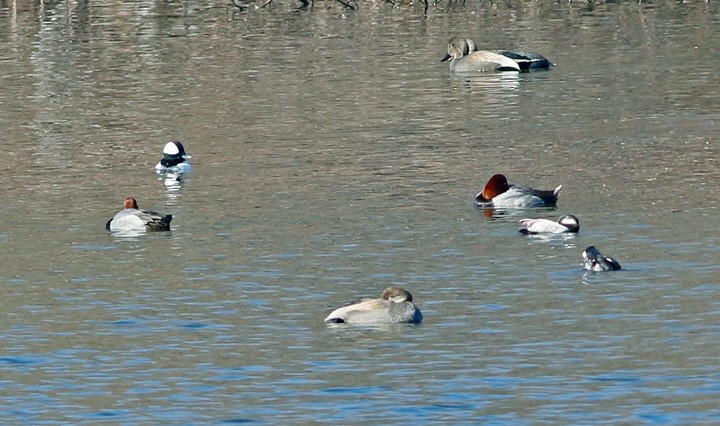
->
[1,0,719,423]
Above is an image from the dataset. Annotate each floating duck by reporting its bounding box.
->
[106,197,172,232]
[519,215,579,234]
[441,37,554,73]
[582,245,622,271]
[324,287,423,324]
[475,174,562,208]
[155,141,191,175]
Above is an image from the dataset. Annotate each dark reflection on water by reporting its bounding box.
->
[1,0,720,423]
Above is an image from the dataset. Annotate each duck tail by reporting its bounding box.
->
[553,184,563,196]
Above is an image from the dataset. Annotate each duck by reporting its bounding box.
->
[441,37,554,73]
[475,174,562,208]
[442,37,520,73]
[106,197,172,232]
[324,287,423,324]
[519,215,579,234]
[582,245,622,271]
[155,141,191,174]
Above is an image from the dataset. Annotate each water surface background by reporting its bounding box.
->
[1,0,719,423]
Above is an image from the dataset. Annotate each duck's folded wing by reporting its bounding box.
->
[324,299,385,323]
[494,187,544,207]
[466,51,521,72]
[139,210,172,231]
[499,50,555,71]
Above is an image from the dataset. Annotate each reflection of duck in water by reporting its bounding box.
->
[155,141,191,175]
[106,197,172,232]
[475,174,562,208]
[324,287,423,324]
[582,245,622,271]
[519,215,579,234]
[441,37,554,73]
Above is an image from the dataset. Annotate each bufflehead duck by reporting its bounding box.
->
[582,245,622,271]
[106,197,172,232]
[324,287,423,324]
[519,215,580,234]
[475,174,562,208]
[441,37,554,73]
[155,141,191,174]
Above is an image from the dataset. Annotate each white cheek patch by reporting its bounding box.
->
[163,142,180,155]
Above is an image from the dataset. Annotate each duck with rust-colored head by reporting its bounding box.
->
[324,287,423,324]
[441,37,554,73]
[519,215,579,234]
[583,245,622,271]
[106,197,172,232]
[475,174,562,208]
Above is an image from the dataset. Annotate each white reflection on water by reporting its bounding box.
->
[450,72,521,94]
[159,173,189,204]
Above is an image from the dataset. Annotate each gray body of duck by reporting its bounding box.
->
[441,37,554,73]
[106,197,172,232]
[324,287,423,324]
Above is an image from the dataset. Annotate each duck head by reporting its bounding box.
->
[441,37,476,62]
[582,245,622,271]
[123,197,139,209]
[475,174,511,203]
[160,141,191,167]
[382,287,413,303]
[558,214,580,233]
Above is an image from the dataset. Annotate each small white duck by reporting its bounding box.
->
[519,215,579,234]
[106,197,172,232]
[155,141,191,175]
[475,174,562,208]
[324,287,423,324]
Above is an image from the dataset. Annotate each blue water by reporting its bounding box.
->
[1,0,720,424]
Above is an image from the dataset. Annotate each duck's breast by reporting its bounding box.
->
[156,161,192,174]
[390,302,422,323]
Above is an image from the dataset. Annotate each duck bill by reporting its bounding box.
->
[440,53,451,62]
[582,246,601,270]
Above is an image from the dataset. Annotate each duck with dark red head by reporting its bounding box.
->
[475,174,562,208]
[106,197,172,232]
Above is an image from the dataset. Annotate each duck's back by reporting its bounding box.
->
[107,209,171,232]
[326,299,421,324]
[107,209,146,231]
[491,187,545,207]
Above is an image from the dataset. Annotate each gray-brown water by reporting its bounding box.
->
[1,0,719,423]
